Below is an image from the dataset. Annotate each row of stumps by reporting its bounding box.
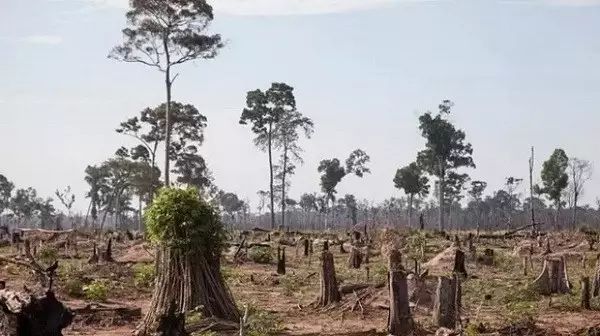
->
[313,240,465,336]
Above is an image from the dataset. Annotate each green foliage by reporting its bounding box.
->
[133,264,155,288]
[38,246,58,264]
[248,246,273,264]
[83,279,109,302]
[0,174,14,215]
[63,278,84,298]
[394,162,429,198]
[318,149,370,204]
[145,187,224,254]
[537,148,569,207]
[405,231,428,262]
[280,275,305,297]
[245,305,283,336]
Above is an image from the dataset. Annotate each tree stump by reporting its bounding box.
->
[477,248,494,266]
[453,250,467,277]
[432,276,459,329]
[276,247,286,275]
[531,258,571,295]
[543,237,552,255]
[0,289,73,336]
[339,242,346,254]
[348,245,363,269]
[101,238,114,262]
[88,243,99,264]
[388,250,413,336]
[303,238,310,257]
[319,250,340,306]
[581,276,591,310]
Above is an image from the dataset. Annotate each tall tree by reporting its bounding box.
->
[416,100,475,231]
[55,186,76,229]
[568,157,593,227]
[110,0,223,186]
[338,194,358,227]
[272,109,314,228]
[0,174,14,226]
[318,149,371,208]
[535,148,569,230]
[240,83,295,229]
[468,180,487,235]
[10,188,40,226]
[393,162,429,228]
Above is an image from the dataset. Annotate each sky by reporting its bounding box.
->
[1,0,600,213]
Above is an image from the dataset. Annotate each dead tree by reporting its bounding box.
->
[276,247,286,275]
[432,276,460,329]
[453,249,467,277]
[531,257,571,295]
[581,276,591,309]
[0,289,73,336]
[319,247,340,306]
[388,249,413,336]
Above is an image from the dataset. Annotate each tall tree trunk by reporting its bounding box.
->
[163,40,172,187]
[83,199,92,228]
[408,194,414,229]
[268,124,275,229]
[573,192,579,229]
[529,146,536,233]
[438,174,445,232]
[281,144,288,229]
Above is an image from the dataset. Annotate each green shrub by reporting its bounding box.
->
[63,278,84,298]
[83,279,109,302]
[245,305,283,336]
[38,246,58,264]
[145,187,224,254]
[280,275,304,297]
[248,246,273,264]
[133,264,155,288]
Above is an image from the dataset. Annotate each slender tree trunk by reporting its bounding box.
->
[163,34,173,187]
[408,194,414,229]
[438,174,445,232]
[281,144,288,229]
[529,147,536,233]
[573,192,579,229]
[83,199,92,228]
[268,124,275,229]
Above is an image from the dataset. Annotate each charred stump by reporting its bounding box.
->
[581,276,591,310]
[0,289,73,336]
[276,247,286,275]
[88,243,99,264]
[452,249,467,277]
[101,238,114,262]
[318,249,340,306]
[303,239,309,257]
[348,245,363,269]
[388,250,413,336]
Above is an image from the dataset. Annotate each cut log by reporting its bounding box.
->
[0,289,73,336]
[339,283,370,295]
[319,250,341,306]
[388,250,414,336]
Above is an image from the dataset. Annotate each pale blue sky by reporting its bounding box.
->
[1,0,600,212]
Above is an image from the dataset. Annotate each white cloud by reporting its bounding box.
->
[22,35,63,45]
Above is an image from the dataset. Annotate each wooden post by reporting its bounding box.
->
[318,248,340,306]
[453,249,467,277]
[303,238,309,257]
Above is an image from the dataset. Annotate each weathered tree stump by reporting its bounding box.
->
[432,275,460,329]
[303,239,309,257]
[276,247,286,275]
[477,248,494,266]
[0,289,73,336]
[581,276,591,310]
[543,237,552,255]
[531,257,571,295]
[388,250,413,336]
[453,249,467,277]
[101,238,114,262]
[348,245,363,269]
[88,243,99,264]
[319,249,340,306]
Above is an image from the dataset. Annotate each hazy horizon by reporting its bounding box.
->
[2,0,600,213]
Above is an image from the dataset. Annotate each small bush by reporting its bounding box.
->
[38,246,58,264]
[248,246,273,264]
[245,304,283,336]
[83,279,109,302]
[64,278,84,298]
[280,275,304,297]
[133,264,155,288]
